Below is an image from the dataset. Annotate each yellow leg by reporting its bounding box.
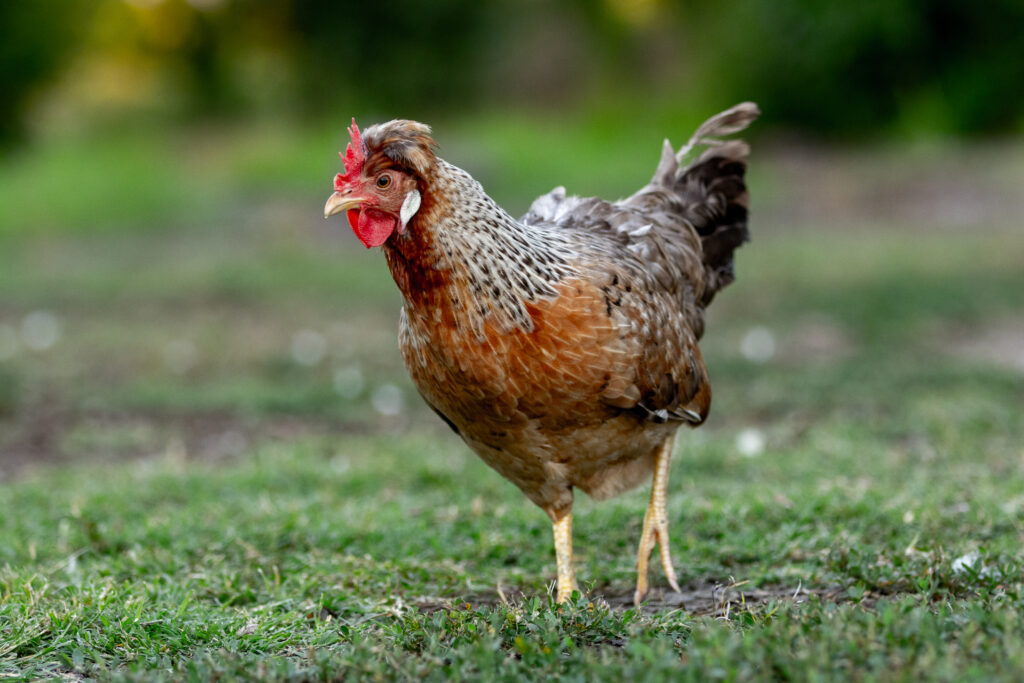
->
[552,511,578,603]
[634,434,682,605]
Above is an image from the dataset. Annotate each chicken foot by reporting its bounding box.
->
[552,511,578,603]
[634,433,682,605]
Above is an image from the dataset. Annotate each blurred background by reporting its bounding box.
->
[1,0,1022,479]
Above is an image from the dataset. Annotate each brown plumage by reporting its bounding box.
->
[324,103,759,603]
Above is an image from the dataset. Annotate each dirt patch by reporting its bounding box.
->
[945,317,1024,373]
[603,580,845,616]
[759,140,1024,232]
[0,404,371,482]
[418,580,852,617]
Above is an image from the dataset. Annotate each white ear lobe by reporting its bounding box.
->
[399,190,421,230]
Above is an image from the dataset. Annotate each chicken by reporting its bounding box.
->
[324,103,759,604]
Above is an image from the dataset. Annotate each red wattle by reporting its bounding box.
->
[350,209,397,248]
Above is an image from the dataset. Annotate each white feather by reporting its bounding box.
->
[400,190,421,230]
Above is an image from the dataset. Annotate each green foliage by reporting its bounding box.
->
[690,0,1024,136]
[284,0,499,114]
[0,1,87,142]
[5,1,1024,143]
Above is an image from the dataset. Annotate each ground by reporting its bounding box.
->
[1,121,1023,680]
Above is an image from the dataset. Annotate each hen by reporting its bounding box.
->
[324,103,759,604]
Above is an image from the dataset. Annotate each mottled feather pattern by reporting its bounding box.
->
[357,107,757,518]
[388,160,579,338]
[361,119,438,178]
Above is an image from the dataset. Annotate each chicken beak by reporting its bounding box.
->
[324,191,367,218]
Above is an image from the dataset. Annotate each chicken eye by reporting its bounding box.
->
[376,174,392,189]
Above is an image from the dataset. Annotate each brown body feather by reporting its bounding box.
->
[362,105,758,521]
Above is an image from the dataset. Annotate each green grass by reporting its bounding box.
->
[3,393,1024,680]
[2,123,1024,679]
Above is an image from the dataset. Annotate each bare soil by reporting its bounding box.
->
[418,580,853,617]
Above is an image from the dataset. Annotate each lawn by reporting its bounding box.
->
[1,121,1024,680]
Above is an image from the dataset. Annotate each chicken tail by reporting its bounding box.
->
[650,102,760,307]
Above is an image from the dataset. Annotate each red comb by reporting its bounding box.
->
[334,118,366,190]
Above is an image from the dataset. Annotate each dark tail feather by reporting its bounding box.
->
[678,141,751,305]
[675,103,758,306]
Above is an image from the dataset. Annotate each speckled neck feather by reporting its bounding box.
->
[384,160,577,338]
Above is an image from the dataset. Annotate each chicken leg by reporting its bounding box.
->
[634,433,682,605]
[552,511,578,603]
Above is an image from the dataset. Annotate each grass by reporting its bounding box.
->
[1,121,1024,679]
